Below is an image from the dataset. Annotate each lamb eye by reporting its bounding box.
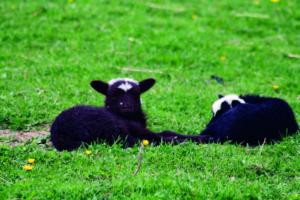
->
[129,89,138,95]
[113,90,124,96]
[231,100,241,107]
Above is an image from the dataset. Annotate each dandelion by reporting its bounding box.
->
[133,140,148,176]
[142,140,149,146]
[27,158,35,164]
[23,165,33,171]
[85,150,92,155]
[192,14,198,20]
[272,84,279,91]
[270,0,280,3]
[220,55,226,62]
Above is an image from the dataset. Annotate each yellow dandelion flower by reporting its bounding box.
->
[220,55,226,62]
[272,85,279,91]
[27,158,35,164]
[23,165,33,171]
[270,0,280,3]
[192,14,198,20]
[142,140,149,146]
[85,150,92,155]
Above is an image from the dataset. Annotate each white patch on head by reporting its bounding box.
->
[109,78,138,86]
[212,94,246,116]
[108,78,138,92]
[118,82,133,92]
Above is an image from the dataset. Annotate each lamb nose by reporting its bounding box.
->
[120,102,130,108]
[122,104,132,109]
[120,103,133,110]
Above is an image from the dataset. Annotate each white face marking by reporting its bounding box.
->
[109,78,138,92]
[109,78,138,86]
[118,82,133,92]
[212,94,246,116]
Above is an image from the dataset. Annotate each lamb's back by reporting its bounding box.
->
[51,105,122,151]
[204,98,298,145]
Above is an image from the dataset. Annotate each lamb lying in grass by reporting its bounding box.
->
[162,94,299,145]
[201,94,299,145]
[50,78,170,151]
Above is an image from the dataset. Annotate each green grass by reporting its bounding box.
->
[0,0,299,199]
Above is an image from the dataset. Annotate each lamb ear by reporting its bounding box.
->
[90,80,109,95]
[218,94,224,99]
[139,78,156,93]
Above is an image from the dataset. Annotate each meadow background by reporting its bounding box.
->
[0,0,299,199]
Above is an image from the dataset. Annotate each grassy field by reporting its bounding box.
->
[0,0,300,199]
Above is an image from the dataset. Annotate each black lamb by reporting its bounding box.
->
[50,78,168,151]
[201,94,299,145]
[161,94,299,145]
